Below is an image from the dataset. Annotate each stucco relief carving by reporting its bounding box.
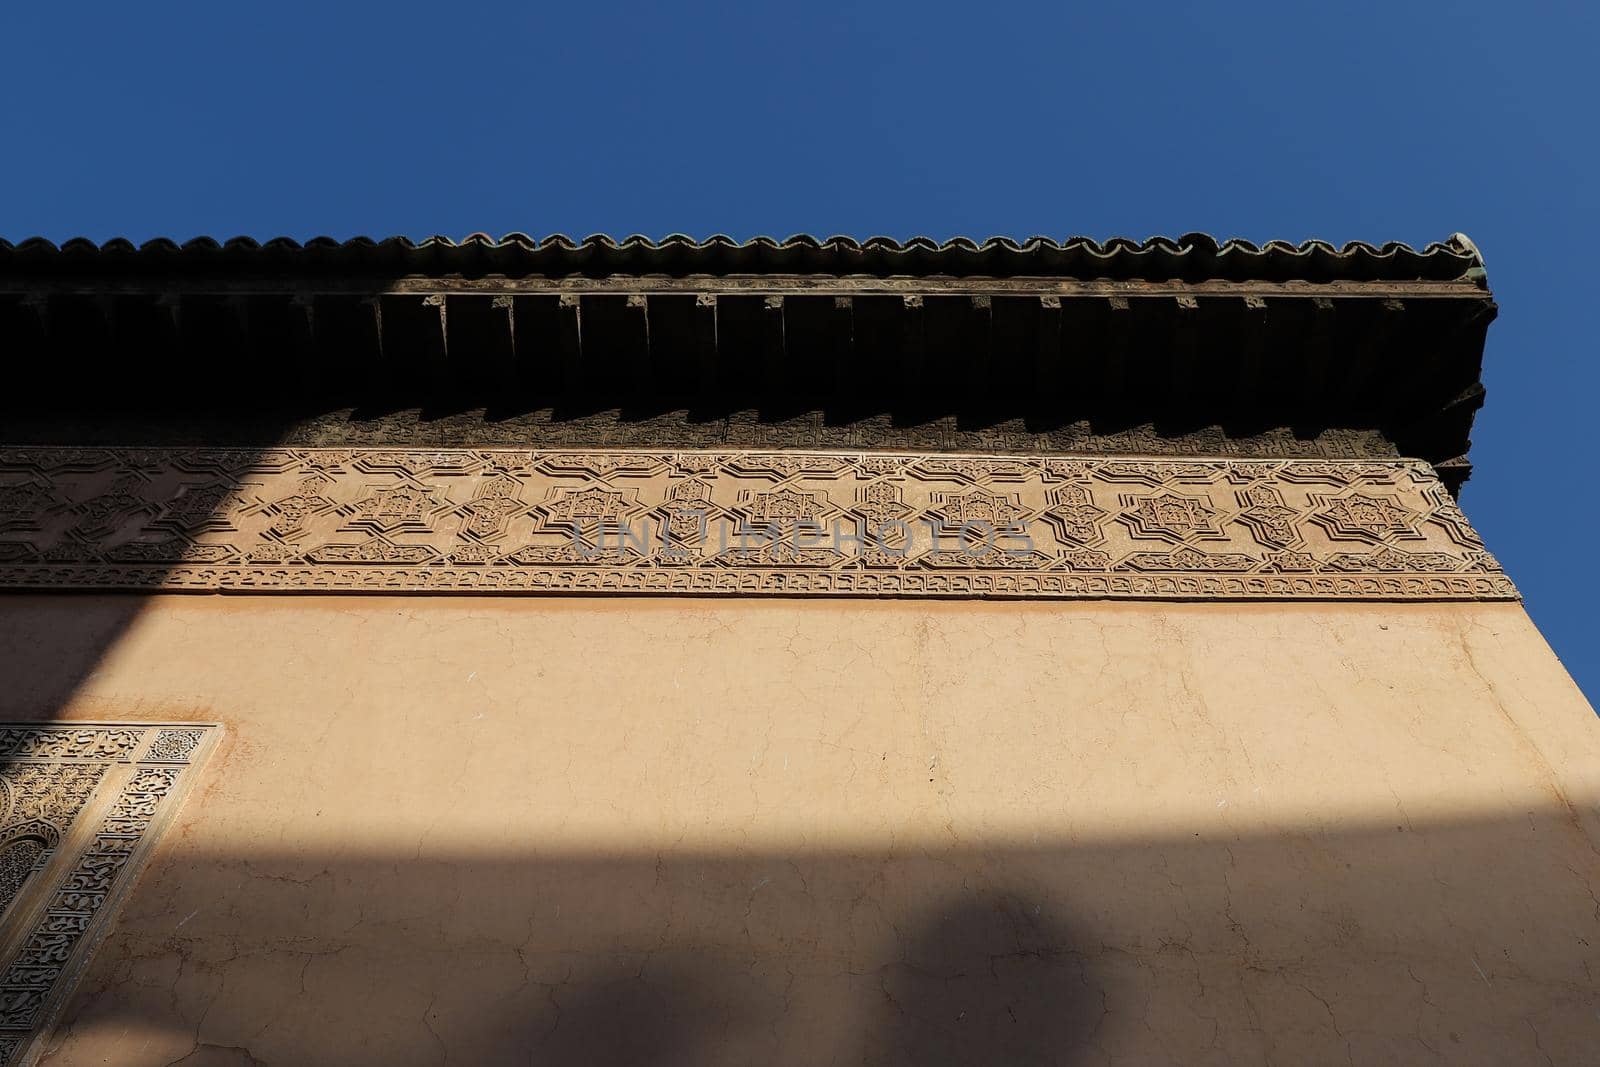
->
[0,448,1515,600]
[1116,492,1228,544]
[0,724,218,1066]
[1309,493,1425,543]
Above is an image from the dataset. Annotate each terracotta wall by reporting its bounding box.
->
[1,596,1596,1065]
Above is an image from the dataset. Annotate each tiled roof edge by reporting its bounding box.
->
[0,232,1485,283]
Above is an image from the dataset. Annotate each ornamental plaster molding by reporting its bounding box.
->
[0,448,1511,601]
[0,724,219,1066]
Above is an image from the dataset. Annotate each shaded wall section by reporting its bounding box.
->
[0,597,1596,1065]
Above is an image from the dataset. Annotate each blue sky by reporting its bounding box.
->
[4,3,1596,700]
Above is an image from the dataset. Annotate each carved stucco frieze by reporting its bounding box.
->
[0,448,1515,600]
[0,724,219,1066]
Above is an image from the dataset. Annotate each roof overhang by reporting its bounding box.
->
[0,233,1496,493]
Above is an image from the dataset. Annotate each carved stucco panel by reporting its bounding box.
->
[0,448,1515,601]
[0,724,219,1066]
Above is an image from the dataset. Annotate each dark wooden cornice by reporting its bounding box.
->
[0,234,1496,494]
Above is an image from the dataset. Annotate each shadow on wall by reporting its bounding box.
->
[0,596,152,724]
[0,576,1125,1065]
[0,442,285,722]
[27,812,1600,1067]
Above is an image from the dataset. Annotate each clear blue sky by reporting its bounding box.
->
[4,3,1596,701]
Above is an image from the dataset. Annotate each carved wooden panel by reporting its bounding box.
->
[0,724,218,1066]
[0,448,1513,600]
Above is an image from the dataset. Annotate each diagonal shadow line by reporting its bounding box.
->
[0,432,287,724]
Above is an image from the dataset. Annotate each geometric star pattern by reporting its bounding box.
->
[0,448,1515,600]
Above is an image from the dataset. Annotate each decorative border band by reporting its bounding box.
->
[0,723,220,1066]
[0,448,1514,601]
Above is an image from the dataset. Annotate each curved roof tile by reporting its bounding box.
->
[0,232,1484,282]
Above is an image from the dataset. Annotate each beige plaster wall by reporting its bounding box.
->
[0,595,1596,1065]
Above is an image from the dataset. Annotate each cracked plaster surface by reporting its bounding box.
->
[0,596,1595,1065]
